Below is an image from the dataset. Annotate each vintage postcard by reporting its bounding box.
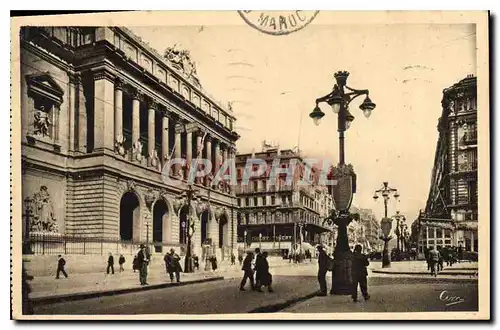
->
[10,11,490,320]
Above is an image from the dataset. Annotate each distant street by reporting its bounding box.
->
[33,264,478,315]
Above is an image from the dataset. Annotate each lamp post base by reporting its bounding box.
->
[382,238,391,268]
[330,216,353,296]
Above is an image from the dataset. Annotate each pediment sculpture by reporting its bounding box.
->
[24,185,59,233]
[164,45,198,78]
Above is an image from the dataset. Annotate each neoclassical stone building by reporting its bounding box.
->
[20,26,239,260]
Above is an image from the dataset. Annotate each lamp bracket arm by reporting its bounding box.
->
[344,86,369,95]
[345,92,365,107]
[316,92,334,104]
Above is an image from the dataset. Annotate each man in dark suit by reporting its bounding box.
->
[136,244,150,285]
[351,244,370,302]
[55,255,68,279]
[254,248,265,292]
[239,252,255,291]
[107,253,114,275]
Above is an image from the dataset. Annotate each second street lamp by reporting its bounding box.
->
[310,70,376,295]
[373,182,400,268]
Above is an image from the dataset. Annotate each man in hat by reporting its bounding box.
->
[316,245,329,296]
[136,244,150,285]
[164,248,182,282]
[351,244,370,302]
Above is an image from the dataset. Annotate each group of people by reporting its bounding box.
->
[317,244,370,303]
[240,248,273,293]
[425,245,462,276]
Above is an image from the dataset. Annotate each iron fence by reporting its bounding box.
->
[24,233,186,256]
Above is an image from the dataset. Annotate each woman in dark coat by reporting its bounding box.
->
[259,252,273,292]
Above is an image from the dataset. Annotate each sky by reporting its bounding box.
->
[129,14,476,226]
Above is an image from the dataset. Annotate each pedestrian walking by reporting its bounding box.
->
[55,255,68,279]
[238,254,243,266]
[132,255,139,272]
[136,244,150,285]
[316,245,329,296]
[351,244,370,302]
[106,252,115,275]
[210,255,218,271]
[437,247,444,271]
[239,251,255,291]
[231,254,236,265]
[164,248,182,282]
[118,254,125,272]
[259,252,273,293]
[254,248,264,292]
[428,246,440,277]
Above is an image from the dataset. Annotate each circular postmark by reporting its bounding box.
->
[238,10,319,36]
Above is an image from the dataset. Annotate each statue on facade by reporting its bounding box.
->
[132,140,143,162]
[115,134,126,156]
[150,149,160,171]
[144,188,157,210]
[25,186,58,233]
[33,106,51,137]
[164,44,198,78]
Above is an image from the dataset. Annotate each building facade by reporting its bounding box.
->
[21,27,240,260]
[235,145,333,255]
[416,75,478,254]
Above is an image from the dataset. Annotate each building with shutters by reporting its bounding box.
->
[234,144,334,256]
[415,75,478,255]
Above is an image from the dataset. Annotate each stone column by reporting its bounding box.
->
[93,67,115,151]
[205,136,212,186]
[77,75,87,153]
[185,126,194,179]
[174,123,183,177]
[470,231,474,252]
[161,110,169,166]
[68,73,77,151]
[132,90,141,146]
[147,100,156,160]
[114,78,123,144]
[214,140,221,175]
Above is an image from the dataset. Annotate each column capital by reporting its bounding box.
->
[147,99,159,110]
[175,123,185,134]
[185,123,201,134]
[92,66,116,83]
[115,78,124,91]
[132,89,143,101]
[205,134,213,143]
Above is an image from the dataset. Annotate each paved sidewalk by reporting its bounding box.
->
[27,259,312,303]
[369,260,478,276]
[28,269,224,302]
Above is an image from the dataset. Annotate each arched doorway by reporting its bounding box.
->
[153,199,169,253]
[219,214,229,248]
[120,192,140,242]
[179,205,188,245]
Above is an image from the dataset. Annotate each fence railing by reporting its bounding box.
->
[24,233,186,256]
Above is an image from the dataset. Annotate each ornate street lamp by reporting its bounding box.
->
[311,70,375,295]
[179,184,199,273]
[373,182,399,268]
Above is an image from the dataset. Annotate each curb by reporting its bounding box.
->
[248,291,320,313]
[371,270,477,276]
[30,276,224,305]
